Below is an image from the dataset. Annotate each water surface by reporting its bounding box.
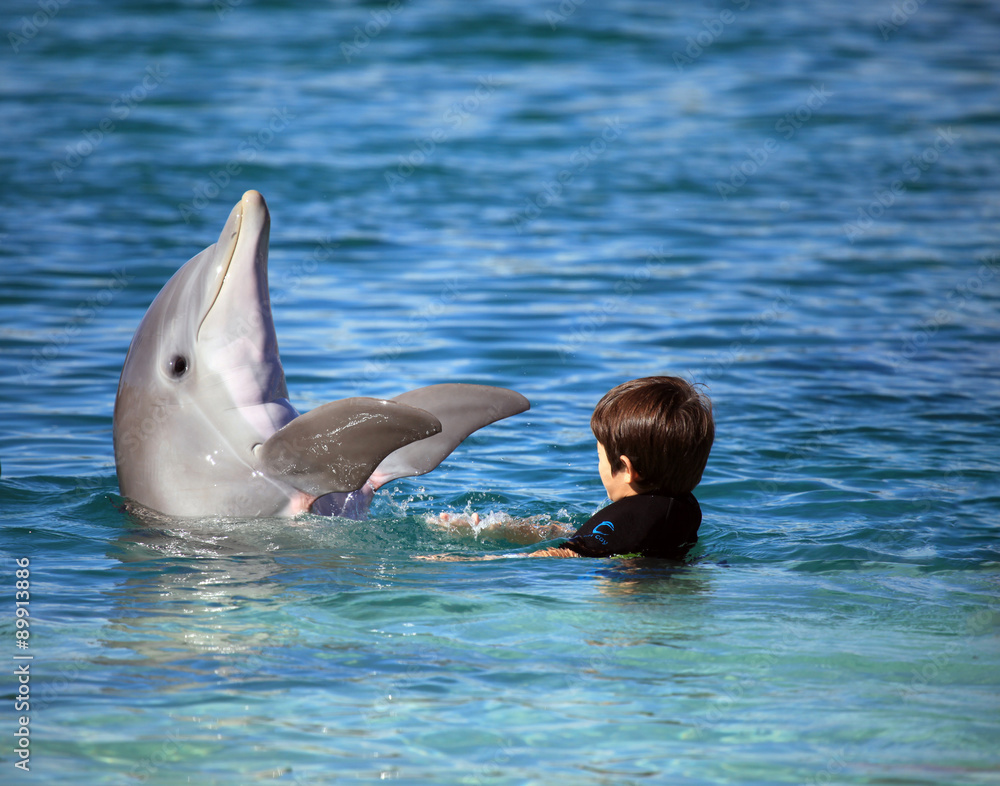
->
[1,0,999,783]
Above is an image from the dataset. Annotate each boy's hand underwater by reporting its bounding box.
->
[425,511,575,544]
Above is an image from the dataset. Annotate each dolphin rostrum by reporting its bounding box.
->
[113,190,529,518]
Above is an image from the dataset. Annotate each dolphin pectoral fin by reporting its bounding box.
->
[260,397,442,496]
[369,383,530,487]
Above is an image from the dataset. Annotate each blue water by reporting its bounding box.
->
[2,0,1000,783]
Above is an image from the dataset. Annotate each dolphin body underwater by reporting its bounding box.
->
[113,190,529,519]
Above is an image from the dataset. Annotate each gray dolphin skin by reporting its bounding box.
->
[113,190,529,518]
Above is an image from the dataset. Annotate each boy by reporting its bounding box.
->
[430,376,714,560]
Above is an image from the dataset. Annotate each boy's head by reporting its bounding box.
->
[590,376,714,496]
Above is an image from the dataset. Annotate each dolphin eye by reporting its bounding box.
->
[168,355,189,378]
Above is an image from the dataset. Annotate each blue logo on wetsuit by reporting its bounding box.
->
[592,520,615,545]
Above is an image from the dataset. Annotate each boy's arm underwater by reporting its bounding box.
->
[428,511,575,544]
[417,511,581,561]
[526,546,580,558]
[415,547,580,562]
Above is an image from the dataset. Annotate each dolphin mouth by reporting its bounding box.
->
[198,190,271,340]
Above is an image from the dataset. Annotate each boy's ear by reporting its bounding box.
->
[619,455,639,481]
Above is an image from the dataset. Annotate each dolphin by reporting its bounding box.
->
[113,190,529,519]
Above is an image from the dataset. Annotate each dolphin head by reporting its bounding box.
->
[114,190,300,516]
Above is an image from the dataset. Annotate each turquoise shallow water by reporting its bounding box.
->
[2,0,1000,783]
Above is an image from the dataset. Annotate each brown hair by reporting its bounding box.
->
[590,376,714,495]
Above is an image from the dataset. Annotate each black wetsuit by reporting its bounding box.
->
[561,490,701,559]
